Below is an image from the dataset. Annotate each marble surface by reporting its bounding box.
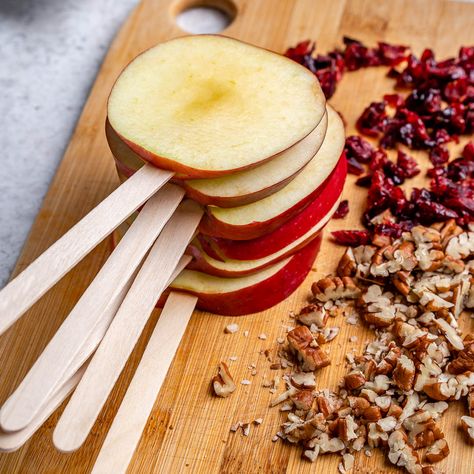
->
[0,0,228,286]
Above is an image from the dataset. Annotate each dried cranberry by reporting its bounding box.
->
[383,93,404,108]
[410,188,459,223]
[333,200,349,219]
[356,101,387,137]
[429,145,449,166]
[377,42,409,66]
[344,136,375,163]
[405,88,441,115]
[396,150,420,178]
[355,175,373,187]
[284,40,314,64]
[447,157,474,181]
[374,222,403,238]
[369,148,389,171]
[444,78,469,102]
[432,103,466,134]
[462,141,474,161]
[331,230,371,246]
[346,157,365,175]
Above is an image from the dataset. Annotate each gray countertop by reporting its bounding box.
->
[0,0,228,286]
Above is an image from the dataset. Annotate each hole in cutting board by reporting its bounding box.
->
[174,0,236,34]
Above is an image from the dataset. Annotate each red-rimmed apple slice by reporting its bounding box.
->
[165,236,321,316]
[107,111,329,207]
[179,111,328,207]
[200,154,347,261]
[198,105,345,239]
[188,189,342,276]
[107,35,326,178]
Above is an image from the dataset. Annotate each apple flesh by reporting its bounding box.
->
[107,111,329,207]
[164,236,322,316]
[198,105,345,239]
[199,155,347,260]
[107,35,326,178]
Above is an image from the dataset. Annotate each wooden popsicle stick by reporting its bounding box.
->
[58,254,193,399]
[0,257,192,452]
[0,183,184,433]
[0,363,88,453]
[53,200,203,452]
[91,292,197,474]
[0,163,173,336]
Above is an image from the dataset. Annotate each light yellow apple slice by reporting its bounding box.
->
[108,111,328,207]
[181,111,328,206]
[199,105,345,239]
[108,35,326,178]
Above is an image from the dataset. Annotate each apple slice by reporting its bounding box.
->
[188,187,342,277]
[199,105,345,239]
[107,35,326,178]
[199,154,347,261]
[166,236,321,316]
[107,111,329,207]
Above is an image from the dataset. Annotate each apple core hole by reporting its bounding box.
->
[173,1,236,34]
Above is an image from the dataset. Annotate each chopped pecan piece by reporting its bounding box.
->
[361,285,396,327]
[316,392,343,418]
[212,362,236,398]
[290,390,314,411]
[337,247,357,277]
[461,415,474,442]
[445,231,474,259]
[290,372,316,390]
[447,334,474,374]
[363,406,382,423]
[347,396,370,416]
[425,438,449,463]
[434,318,464,351]
[336,415,358,442]
[297,304,328,328]
[312,276,361,302]
[393,355,416,391]
[287,326,330,372]
[403,411,444,449]
[387,430,422,474]
[344,371,366,390]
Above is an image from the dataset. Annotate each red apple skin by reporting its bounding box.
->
[200,156,346,259]
[159,236,322,316]
[199,154,347,242]
[108,119,321,180]
[187,233,323,277]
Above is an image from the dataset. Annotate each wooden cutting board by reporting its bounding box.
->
[1,0,473,472]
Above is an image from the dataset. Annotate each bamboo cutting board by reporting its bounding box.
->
[1,0,474,472]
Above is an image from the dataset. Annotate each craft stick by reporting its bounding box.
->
[0,184,184,432]
[0,164,173,336]
[91,292,197,474]
[53,200,203,452]
[0,256,192,452]
[0,363,88,453]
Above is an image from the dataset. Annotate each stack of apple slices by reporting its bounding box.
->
[106,36,346,315]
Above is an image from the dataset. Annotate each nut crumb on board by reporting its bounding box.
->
[225,323,239,334]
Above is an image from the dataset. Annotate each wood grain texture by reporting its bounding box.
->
[0,0,473,472]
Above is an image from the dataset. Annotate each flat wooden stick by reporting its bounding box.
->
[0,363,88,453]
[0,257,191,452]
[0,164,173,336]
[91,292,197,474]
[0,183,183,432]
[53,200,203,452]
